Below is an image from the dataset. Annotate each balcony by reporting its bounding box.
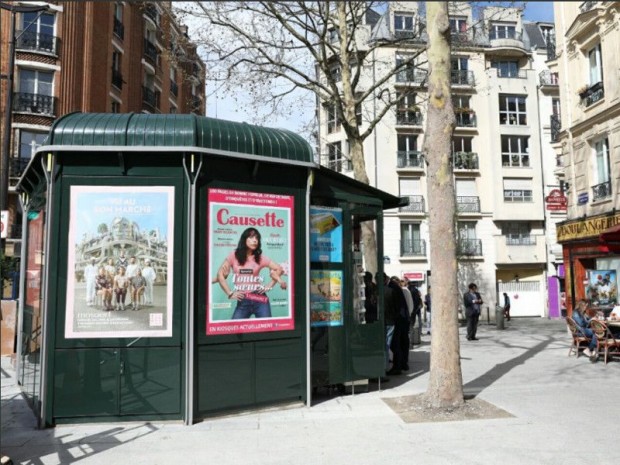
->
[142,86,160,112]
[15,30,59,55]
[495,68,527,79]
[9,158,30,179]
[454,110,476,128]
[111,69,123,90]
[539,70,559,87]
[592,180,611,201]
[453,152,479,170]
[495,235,546,264]
[579,1,596,14]
[451,70,475,86]
[13,92,55,116]
[396,111,423,126]
[401,239,426,257]
[579,81,604,108]
[399,195,425,213]
[396,69,428,86]
[397,151,424,169]
[550,115,561,142]
[451,32,473,46]
[113,17,124,40]
[144,39,158,64]
[458,238,482,256]
[456,196,480,213]
[144,3,159,23]
[170,81,178,97]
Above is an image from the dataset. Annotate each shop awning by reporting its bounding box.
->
[599,224,620,252]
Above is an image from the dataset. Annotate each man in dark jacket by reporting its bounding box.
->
[376,273,397,374]
[463,283,483,341]
[388,276,410,374]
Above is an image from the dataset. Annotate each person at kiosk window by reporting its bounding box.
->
[214,227,286,319]
[572,300,598,361]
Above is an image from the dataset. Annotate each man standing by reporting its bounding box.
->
[84,258,98,306]
[142,259,156,305]
[376,273,397,375]
[464,283,483,341]
[503,292,511,322]
[424,287,431,335]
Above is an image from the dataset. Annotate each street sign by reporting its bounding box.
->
[545,189,567,211]
[1,210,8,239]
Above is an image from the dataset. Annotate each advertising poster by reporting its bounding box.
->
[65,186,174,339]
[310,270,343,327]
[586,270,617,306]
[310,206,343,263]
[207,188,294,335]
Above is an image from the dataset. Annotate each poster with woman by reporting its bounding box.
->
[207,188,294,335]
[65,186,174,339]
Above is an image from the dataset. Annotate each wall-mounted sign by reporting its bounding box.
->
[545,189,567,211]
[404,272,425,281]
[577,192,589,205]
[557,213,620,242]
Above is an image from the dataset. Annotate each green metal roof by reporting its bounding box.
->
[47,112,314,164]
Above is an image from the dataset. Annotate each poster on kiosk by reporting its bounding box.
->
[207,188,294,335]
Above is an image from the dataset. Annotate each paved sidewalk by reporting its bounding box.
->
[2,318,619,465]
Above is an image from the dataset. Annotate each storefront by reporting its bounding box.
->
[15,113,405,427]
[557,212,620,316]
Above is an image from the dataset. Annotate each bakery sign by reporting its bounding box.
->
[545,189,567,211]
[557,213,620,243]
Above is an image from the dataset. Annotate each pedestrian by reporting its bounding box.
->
[424,286,431,335]
[463,283,483,341]
[376,272,397,375]
[408,280,422,330]
[388,276,409,374]
[503,292,511,321]
[363,271,378,323]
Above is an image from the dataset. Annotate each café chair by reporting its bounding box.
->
[566,317,591,358]
[589,319,620,364]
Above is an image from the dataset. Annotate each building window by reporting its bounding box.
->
[452,94,471,111]
[539,25,554,46]
[170,106,177,114]
[450,17,467,33]
[114,2,123,22]
[329,64,341,82]
[326,102,341,133]
[111,51,123,89]
[499,95,527,125]
[111,100,120,113]
[328,28,339,43]
[113,2,124,39]
[398,134,418,155]
[457,221,481,255]
[490,22,517,40]
[19,69,53,96]
[19,131,47,159]
[327,141,349,173]
[588,43,603,86]
[396,92,420,125]
[451,57,468,71]
[20,11,55,53]
[452,136,473,153]
[504,223,533,245]
[592,138,611,201]
[394,13,414,36]
[491,60,520,78]
[399,178,424,211]
[503,178,533,202]
[501,136,529,167]
[552,98,561,117]
[400,223,423,256]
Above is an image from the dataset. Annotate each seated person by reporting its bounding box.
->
[572,300,598,361]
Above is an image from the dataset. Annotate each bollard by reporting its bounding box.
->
[495,305,505,330]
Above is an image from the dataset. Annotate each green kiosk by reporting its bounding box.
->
[15,113,405,426]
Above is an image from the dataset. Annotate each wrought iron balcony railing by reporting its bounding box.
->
[496,68,527,79]
[113,17,124,40]
[15,30,59,55]
[397,151,424,169]
[396,111,423,126]
[142,86,160,111]
[592,180,611,201]
[144,3,158,23]
[399,195,425,213]
[144,39,158,64]
[170,81,178,97]
[401,239,426,257]
[579,81,604,107]
[396,69,428,85]
[451,70,475,86]
[539,70,559,86]
[458,238,482,256]
[111,69,123,89]
[506,236,536,246]
[550,115,561,142]
[455,110,476,127]
[546,41,556,60]
[13,92,55,116]
[456,196,480,213]
[453,152,479,170]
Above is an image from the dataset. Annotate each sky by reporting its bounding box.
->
[201,1,556,134]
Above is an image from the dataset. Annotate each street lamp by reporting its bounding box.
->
[1,2,50,214]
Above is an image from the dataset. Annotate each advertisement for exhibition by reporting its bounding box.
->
[207,188,294,335]
[310,206,343,263]
[65,186,175,339]
[310,270,343,327]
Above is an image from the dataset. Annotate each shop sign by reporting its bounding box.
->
[404,271,425,281]
[207,188,294,335]
[65,186,175,339]
[545,189,567,211]
[577,192,589,205]
[557,213,620,243]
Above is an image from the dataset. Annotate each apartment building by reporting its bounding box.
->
[1,1,206,260]
[318,2,565,317]
[551,1,620,314]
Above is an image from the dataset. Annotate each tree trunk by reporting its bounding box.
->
[423,1,464,408]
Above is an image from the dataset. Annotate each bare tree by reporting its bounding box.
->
[423,1,464,408]
[175,1,427,274]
